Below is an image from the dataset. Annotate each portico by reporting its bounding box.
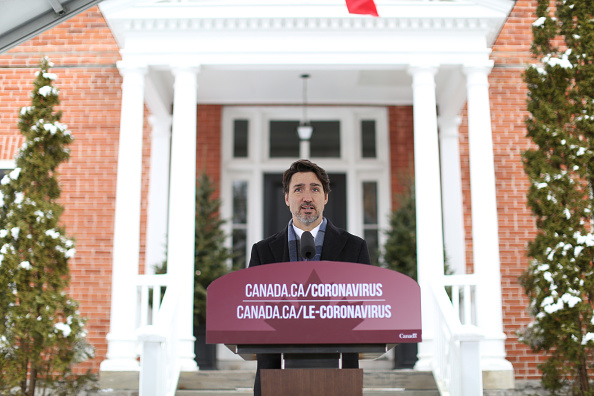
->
[98,0,515,386]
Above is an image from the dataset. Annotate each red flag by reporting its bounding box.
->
[345,0,379,17]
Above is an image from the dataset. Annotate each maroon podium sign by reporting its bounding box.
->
[206,261,421,345]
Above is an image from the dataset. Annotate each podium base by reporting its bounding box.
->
[261,368,363,396]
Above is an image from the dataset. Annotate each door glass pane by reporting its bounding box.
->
[232,229,247,269]
[269,121,300,158]
[364,229,379,266]
[361,120,376,158]
[233,119,249,158]
[363,182,378,224]
[233,181,248,224]
[310,121,340,158]
[232,180,248,268]
[363,181,379,266]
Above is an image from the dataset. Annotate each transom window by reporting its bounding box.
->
[269,120,341,158]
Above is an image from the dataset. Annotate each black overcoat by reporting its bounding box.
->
[248,219,371,267]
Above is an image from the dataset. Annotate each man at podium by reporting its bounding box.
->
[248,159,371,396]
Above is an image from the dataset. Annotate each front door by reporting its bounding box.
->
[263,173,346,238]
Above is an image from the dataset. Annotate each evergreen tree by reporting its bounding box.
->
[382,178,417,280]
[520,1,594,394]
[0,58,95,395]
[194,171,235,326]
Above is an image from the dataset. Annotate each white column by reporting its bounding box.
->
[464,64,514,379]
[101,63,147,371]
[408,65,445,371]
[438,115,466,275]
[145,115,172,274]
[167,66,200,372]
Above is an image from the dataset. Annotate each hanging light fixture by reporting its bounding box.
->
[297,74,313,140]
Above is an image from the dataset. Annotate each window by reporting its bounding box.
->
[269,121,300,158]
[269,120,341,158]
[232,180,248,268]
[233,119,249,158]
[362,181,379,265]
[361,120,377,158]
[310,121,340,158]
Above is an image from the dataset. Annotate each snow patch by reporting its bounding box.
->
[543,49,573,69]
[55,322,71,337]
[575,232,594,247]
[533,17,546,27]
[38,86,58,97]
[8,168,21,182]
[20,106,33,115]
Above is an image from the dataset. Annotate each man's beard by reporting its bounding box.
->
[294,204,320,225]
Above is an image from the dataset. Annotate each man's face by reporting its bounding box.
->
[285,171,328,231]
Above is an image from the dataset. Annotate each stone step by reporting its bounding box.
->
[176,370,439,395]
[175,390,438,396]
[99,370,439,396]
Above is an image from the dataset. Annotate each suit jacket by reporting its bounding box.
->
[248,218,371,267]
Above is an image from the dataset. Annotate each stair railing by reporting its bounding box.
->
[135,274,181,396]
[432,275,484,396]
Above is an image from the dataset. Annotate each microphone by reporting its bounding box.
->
[300,231,316,261]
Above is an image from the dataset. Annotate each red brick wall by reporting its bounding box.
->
[0,7,122,372]
[388,106,415,209]
[197,105,223,198]
[140,106,152,274]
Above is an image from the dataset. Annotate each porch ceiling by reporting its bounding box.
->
[175,68,415,106]
[146,62,465,116]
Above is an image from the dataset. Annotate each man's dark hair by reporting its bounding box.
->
[283,159,331,196]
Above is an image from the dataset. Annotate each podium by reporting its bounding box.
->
[206,261,421,396]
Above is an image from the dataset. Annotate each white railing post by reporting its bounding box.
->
[136,274,181,396]
[457,326,483,395]
[137,328,166,396]
[432,276,484,396]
